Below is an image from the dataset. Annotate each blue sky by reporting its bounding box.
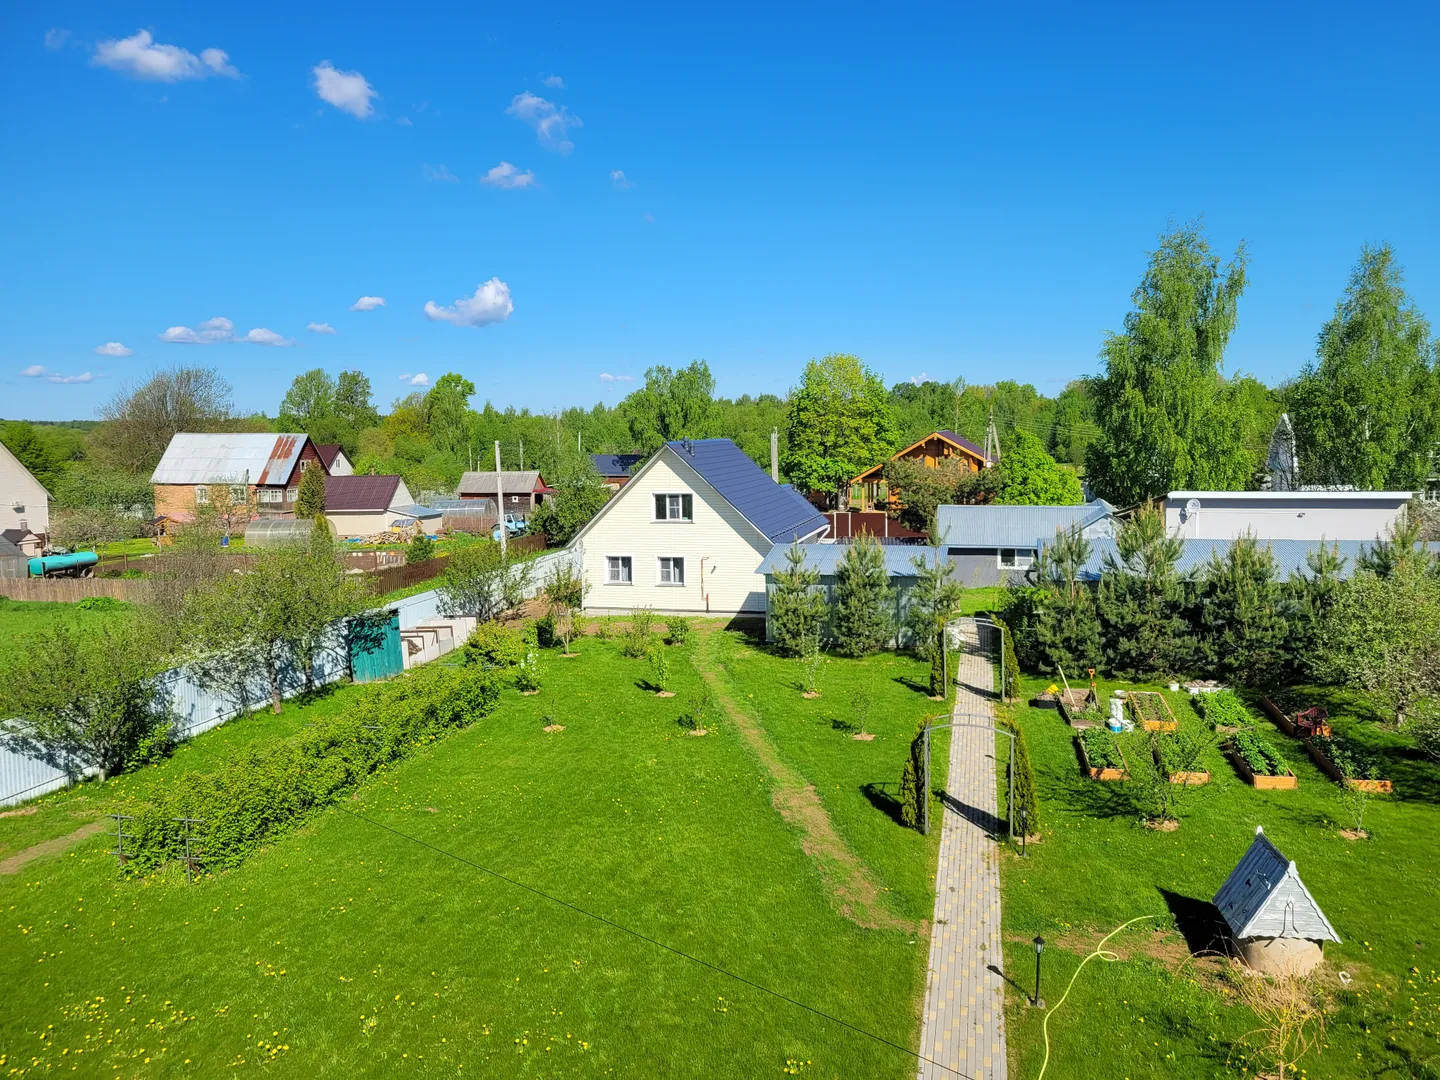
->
[3,2,1438,421]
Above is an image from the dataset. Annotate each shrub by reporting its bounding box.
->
[1413,715,1440,765]
[77,595,128,613]
[650,646,671,692]
[535,614,558,649]
[621,608,656,659]
[684,681,715,732]
[594,615,618,641]
[1195,690,1251,729]
[1232,729,1288,776]
[1079,727,1123,769]
[1002,625,1021,700]
[1001,716,1041,833]
[666,616,694,647]
[514,649,542,693]
[406,532,435,565]
[124,663,501,873]
[899,721,928,829]
[462,621,527,669]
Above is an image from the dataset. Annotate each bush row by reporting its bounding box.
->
[121,662,501,873]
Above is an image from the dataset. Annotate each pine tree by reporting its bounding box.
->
[1284,542,1347,680]
[295,463,327,518]
[768,543,828,656]
[1195,533,1288,684]
[1098,506,1191,679]
[1031,525,1103,675]
[831,534,894,656]
[899,721,928,829]
[907,539,964,660]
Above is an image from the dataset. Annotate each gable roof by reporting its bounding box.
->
[457,470,546,495]
[935,500,1116,549]
[0,535,24,559]
[314,444,349,471]
[0,439,51,499]
[150,433,311,486]
[666,439,829,543]
[323,474,403,512]
[1213,827,1340,942]
[851,429,990,482]
[590,453,645,477]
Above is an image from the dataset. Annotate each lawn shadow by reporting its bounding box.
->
[862,782,904,826]
[1158,887,1233,959]
[831,716,858,734]
[634,679,664,694]
[986,963,1027,998]
[937,790,1006,837]
[893,675,932,696]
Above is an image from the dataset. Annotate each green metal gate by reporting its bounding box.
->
[349,612,403,682]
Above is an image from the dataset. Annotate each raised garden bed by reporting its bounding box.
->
[1227,729,1297,789]
[1154,741,1210,785]
[1259,696,1332,738]
[1194,690,1252,733]
[1058,696,1106,729]
[1127,691,1178,732]
[1307,734,1392,793]
[1076,728,1129,781]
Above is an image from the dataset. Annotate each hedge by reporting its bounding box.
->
[121,663,501,873]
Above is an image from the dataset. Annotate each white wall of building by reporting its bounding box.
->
[1164,491,1412,541]
[0,441,49,541]
[576,447,773,616]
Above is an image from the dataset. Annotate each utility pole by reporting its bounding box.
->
[495,441,506,558]
[519,438,524,471]
[984,408,1002,467]
[770,428,780,483]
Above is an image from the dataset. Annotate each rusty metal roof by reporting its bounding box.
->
[150,433,311,486]
[1213,827,1340,942]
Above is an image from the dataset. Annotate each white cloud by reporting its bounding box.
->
[396,116,413,126]
[506,91,580,153]
[306,322,336,334]
[160,316,233,344]
[598,373,634,383]
[94,342,133,357]
[423,163,458,183]
[92,30,240,82]
[423,278,514,328]
[350,296,386,312]
[908,372,929,385]
[542,74,564,88]
[22,365,93,383]
[399,372,430,387]
[642,213,655,223]
[44,28,71,51]
[312,60,377,119]
[480,161,536,189]
[610,169,632,189]
[245,328,293,347]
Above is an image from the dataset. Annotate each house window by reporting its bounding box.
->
[286,487,298,502]
[229,485,247,503]
[658,556,686,585]
[653,493,694,522]
[998,548,1035,570]
[259,489,284,505]
[194,485,209,505]
[606,556,633,584]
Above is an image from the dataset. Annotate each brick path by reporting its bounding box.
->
[917,619,1007,1080]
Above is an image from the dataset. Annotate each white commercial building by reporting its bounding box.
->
[1164,490,1413,542]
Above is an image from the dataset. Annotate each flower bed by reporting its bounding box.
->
[1076,728,1128,781]
[1227,729,1296,790]
[1126,691,1177,732]
[1307,734,1392,793]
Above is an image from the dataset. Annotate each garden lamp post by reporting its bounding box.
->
[1031,935,1045,1008]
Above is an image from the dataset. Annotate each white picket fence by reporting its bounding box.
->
[0,547,578,807]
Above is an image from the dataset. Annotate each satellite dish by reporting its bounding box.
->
[1186,498,1201,514]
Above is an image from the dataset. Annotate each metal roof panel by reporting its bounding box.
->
[665,439,829,543]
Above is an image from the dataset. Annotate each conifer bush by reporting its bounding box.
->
[831,535,893,656]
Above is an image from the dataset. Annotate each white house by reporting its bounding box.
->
[323,474,416,539]
[570,438,829,617]
[1165,490,1413,542]
[0,439,49,555]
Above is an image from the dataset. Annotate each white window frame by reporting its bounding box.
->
[604,554,634,585]
[657,555,686,586]
[194,484,210,505]
[997,548,1035,570]
[259,488,284,505]
[229,484,248,504]
[652,492,695,523]
[286,487,298,503]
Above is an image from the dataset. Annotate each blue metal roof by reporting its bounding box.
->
[934,500,1115,549]
[1063,537,1440,581]
[666,439,830,543]
[590,453,645,476]
[391,503,443,520]
[756,542,932,577]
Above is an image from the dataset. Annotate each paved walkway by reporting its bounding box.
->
[917,619,1008,1080]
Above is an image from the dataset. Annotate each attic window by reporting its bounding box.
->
[653,493,694,522]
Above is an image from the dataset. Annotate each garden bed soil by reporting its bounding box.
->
[1057,698,1100,729]
[1260,696,1332,739]
[1227,749,1297,790]
[1305,741,1393,792]
[1076,736,1129,781]
[656,690,675,698]
[1127,691,1178,732]
[542,724,565,733]
[801,691,821,700]
[851,732,875,742]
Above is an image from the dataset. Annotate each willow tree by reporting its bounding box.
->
[1287,245,1440,491]
[1086,223,1252,504]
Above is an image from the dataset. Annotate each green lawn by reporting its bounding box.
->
[997,673,1440,1079]
[0,628,948,1077]
[0,597,135,640]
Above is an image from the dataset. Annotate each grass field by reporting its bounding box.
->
[997,674,1440,1080]
[0,597,135,640]
[0,627,951,1077]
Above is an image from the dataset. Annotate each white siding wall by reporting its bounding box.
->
[328,510,400,538]
[0,442,49,538]
[578,448,772,615]
[1165,494,1410,541]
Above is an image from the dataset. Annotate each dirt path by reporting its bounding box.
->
[693,631,918,933]
[0,820,108,875]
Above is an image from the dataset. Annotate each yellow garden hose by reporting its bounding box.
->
[1035,915,1158,1080]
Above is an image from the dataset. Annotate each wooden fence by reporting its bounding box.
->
[0,577,152,603]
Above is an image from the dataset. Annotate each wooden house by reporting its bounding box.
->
[847,430,989,512]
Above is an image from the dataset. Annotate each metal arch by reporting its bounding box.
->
[918,712,1015,843]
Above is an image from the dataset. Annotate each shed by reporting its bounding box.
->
[1213,826,1340,974]
[244,517,335,547]
[457,470,550,515]
[756,542,933,647]
[0,534,27,579]
[934,499,1116,586]
[322,475,414,538]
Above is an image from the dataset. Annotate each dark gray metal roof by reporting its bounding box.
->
[590,453,644,476]
[666,439,829,543]
[756,542,929,577]
[934,500,1116,549]
[1213,827,1340,942]
[457,470,545,495]
[1066,537,1440,581]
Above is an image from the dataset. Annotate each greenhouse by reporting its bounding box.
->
[243,517,335,547]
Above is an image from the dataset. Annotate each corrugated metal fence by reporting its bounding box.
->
[0,547,578,806]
